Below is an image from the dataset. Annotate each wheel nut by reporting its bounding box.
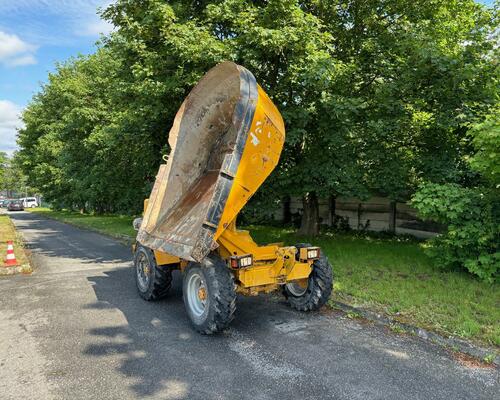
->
[198,287,207,301]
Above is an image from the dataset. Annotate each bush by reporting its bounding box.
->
[412,183,499,282]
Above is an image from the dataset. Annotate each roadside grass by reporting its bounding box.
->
[30,208,136,240]
[249,225,499,348]
[28,208,499,347]
[0,214,30,269]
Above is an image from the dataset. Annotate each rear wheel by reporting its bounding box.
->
[283,243,333,311]
[183,254,236,334]
[134,244,172,300]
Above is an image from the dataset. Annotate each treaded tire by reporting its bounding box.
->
[134,244,172,301]
[283,243,333,311]
[183,254,236,334]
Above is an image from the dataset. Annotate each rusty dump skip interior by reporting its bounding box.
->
[137,62,258,261]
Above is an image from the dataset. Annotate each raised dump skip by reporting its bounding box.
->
[137,61,285,262]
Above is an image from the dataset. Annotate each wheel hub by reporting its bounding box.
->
[286,278,309,297]
[136,252,151,291]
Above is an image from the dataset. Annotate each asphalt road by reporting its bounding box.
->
[1,211,498,400]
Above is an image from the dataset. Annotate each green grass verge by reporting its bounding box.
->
[0,214,30,269]
[249,225,499,348]
[29,208,499,347]
[30,208,136,240]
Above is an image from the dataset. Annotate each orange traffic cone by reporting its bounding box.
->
[4,240,18,267]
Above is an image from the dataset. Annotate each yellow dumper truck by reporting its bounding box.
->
[133,62,333,334]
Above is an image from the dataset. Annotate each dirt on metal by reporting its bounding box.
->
[137,62,257,261]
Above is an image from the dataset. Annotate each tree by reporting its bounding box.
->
[412,110,500,282]
[0,153,27,198]
[0,151,8,189]
[17,50,160,213]
[469,112,500,184]
[101,0,495,230]
[17,0,498,231]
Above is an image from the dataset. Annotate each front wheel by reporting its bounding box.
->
[134,244,172,301]
[283,245,333,311]
[183,254,236,334]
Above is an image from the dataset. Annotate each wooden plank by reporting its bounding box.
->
[337,196,390,206]
[358,220,388,231]
[397,218,443,233]
[396,227,438,239]
[357,211,391,222]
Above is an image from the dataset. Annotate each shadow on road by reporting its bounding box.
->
[84,267,262,399]
[83,265,303,399]
[10,212,130,266]
[9,212,499,399]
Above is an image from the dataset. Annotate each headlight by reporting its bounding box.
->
[299,246,320,261]
[132,217,143,231]
[307,248,319,259]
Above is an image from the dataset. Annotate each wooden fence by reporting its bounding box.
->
[278,196,441,238]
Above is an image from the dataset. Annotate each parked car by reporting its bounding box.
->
[21,197,38,208]
[7,200,24,212]
[0,199,9,208]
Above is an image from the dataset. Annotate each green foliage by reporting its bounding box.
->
[16,0,499,216]
[412,108,500,282]
[0,153,27,196]
[412,183,499,282]
[469,111,500,184]
[0,151,7,188]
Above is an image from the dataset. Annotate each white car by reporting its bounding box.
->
[21,197,38,208]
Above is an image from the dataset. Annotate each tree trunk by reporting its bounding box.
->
[95,203,104,215]
[298,192,319,236]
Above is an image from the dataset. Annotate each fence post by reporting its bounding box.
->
[357,203,362,230]
[283,196,291,224]
[328,195,336,226]
[389,201,396,234]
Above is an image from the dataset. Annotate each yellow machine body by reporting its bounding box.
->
[138,62,314,293]
[153,221,312,294]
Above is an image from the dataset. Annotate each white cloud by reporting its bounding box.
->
[0,31,37,67]
[76,19,114,37]
[0,100,23,155]
[5,54,37,67]
[0,31,34,58]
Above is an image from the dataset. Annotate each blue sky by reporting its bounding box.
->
[0,0,496,155]
[0,0,112,155]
